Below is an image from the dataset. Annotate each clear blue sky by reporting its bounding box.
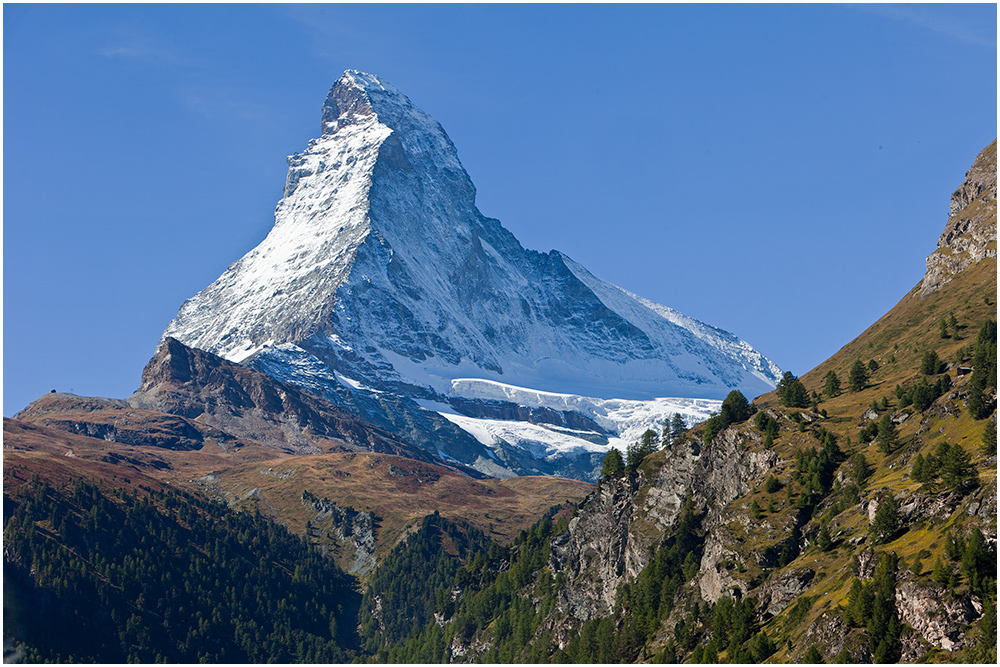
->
[4,3,997,416]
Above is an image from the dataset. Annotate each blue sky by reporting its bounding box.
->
[3,3,997,416]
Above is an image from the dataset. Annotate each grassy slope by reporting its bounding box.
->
[199,451,592,570]
[719,254,997,662]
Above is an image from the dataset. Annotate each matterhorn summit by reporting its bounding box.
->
[164,70,782,479]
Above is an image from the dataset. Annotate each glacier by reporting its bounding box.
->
[162,70,782,479]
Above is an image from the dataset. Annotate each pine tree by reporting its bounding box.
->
[983,416,997,456]
[940,443,976,490]
[867,552,902,663]
[600,448,624,477]
[921,350,942,375]
[848,452,871,486]
[968,597,997,663]
[910,453,927,483]
[777,372,810,408]
[765,475,781,493]
[967,321,997,420]
[670,413,686,441]
[848,360,869,392]
[932,556,951,585]
[876,414,898,455]
[803,645,824,663]
[870,493,901,545]
[816,524,832,552]
[823,370,840,398]
[719,390,754,425]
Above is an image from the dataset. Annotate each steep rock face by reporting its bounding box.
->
[128,337,440,462]
[549,473,646,621]
[894,581,980,651]
[757,567,815,619]
[921,139,997,297]
[549,421,778,622]
[301,491,378,575]
[160,70,781,477]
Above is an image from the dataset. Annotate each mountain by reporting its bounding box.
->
[162,70,781,478]
[346,139,997,663]
[4,93,994,661]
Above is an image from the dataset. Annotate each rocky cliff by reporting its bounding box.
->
[921,139,997,297]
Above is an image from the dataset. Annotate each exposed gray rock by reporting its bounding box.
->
[894,581,979,651]
[698,531,747,603]
[803,611,870,664]
[550,421,781,621]
[549,471,646,620]
[301,490,378,575]
[855,548,877,580]
[757,567,815,618]
[921,140,997,297]
[693,425,779,529]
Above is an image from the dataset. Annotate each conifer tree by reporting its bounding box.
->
[823,370,841,397]
[601,448,624,477]
[910,453,927,483]
[876,414,899,455]
[932,557,951,585]
[848,360,869,392]
[870,493,901,545]
[803,645,824,663]
[816,524,832,552]
[921,350,942,375]
[968,320,997,419]
[670,413,686,441]
[983,416,997,456]
[777,372,810,408]
[939,443,976,490]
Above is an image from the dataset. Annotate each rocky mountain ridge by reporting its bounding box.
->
[921,139,997,297]
[161,70,781,479]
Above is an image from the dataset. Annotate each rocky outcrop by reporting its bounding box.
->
[803,612,870,663]
[921,139,997,297]
[549,472,646,620]
[550,421,780,621]
[301,490,378,575]
[757,567,815,619]
[128,337,437,462]
[894,581,980,651]
[698,531,748,603]
[692,425,779,528]
[14,392,228,451]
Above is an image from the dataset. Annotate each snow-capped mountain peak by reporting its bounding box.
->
[162,70,782,479]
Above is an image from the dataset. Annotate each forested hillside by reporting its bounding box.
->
[3,473,360,663]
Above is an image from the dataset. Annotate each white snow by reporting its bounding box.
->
[162,69,780,476]
[427,377,720,460]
